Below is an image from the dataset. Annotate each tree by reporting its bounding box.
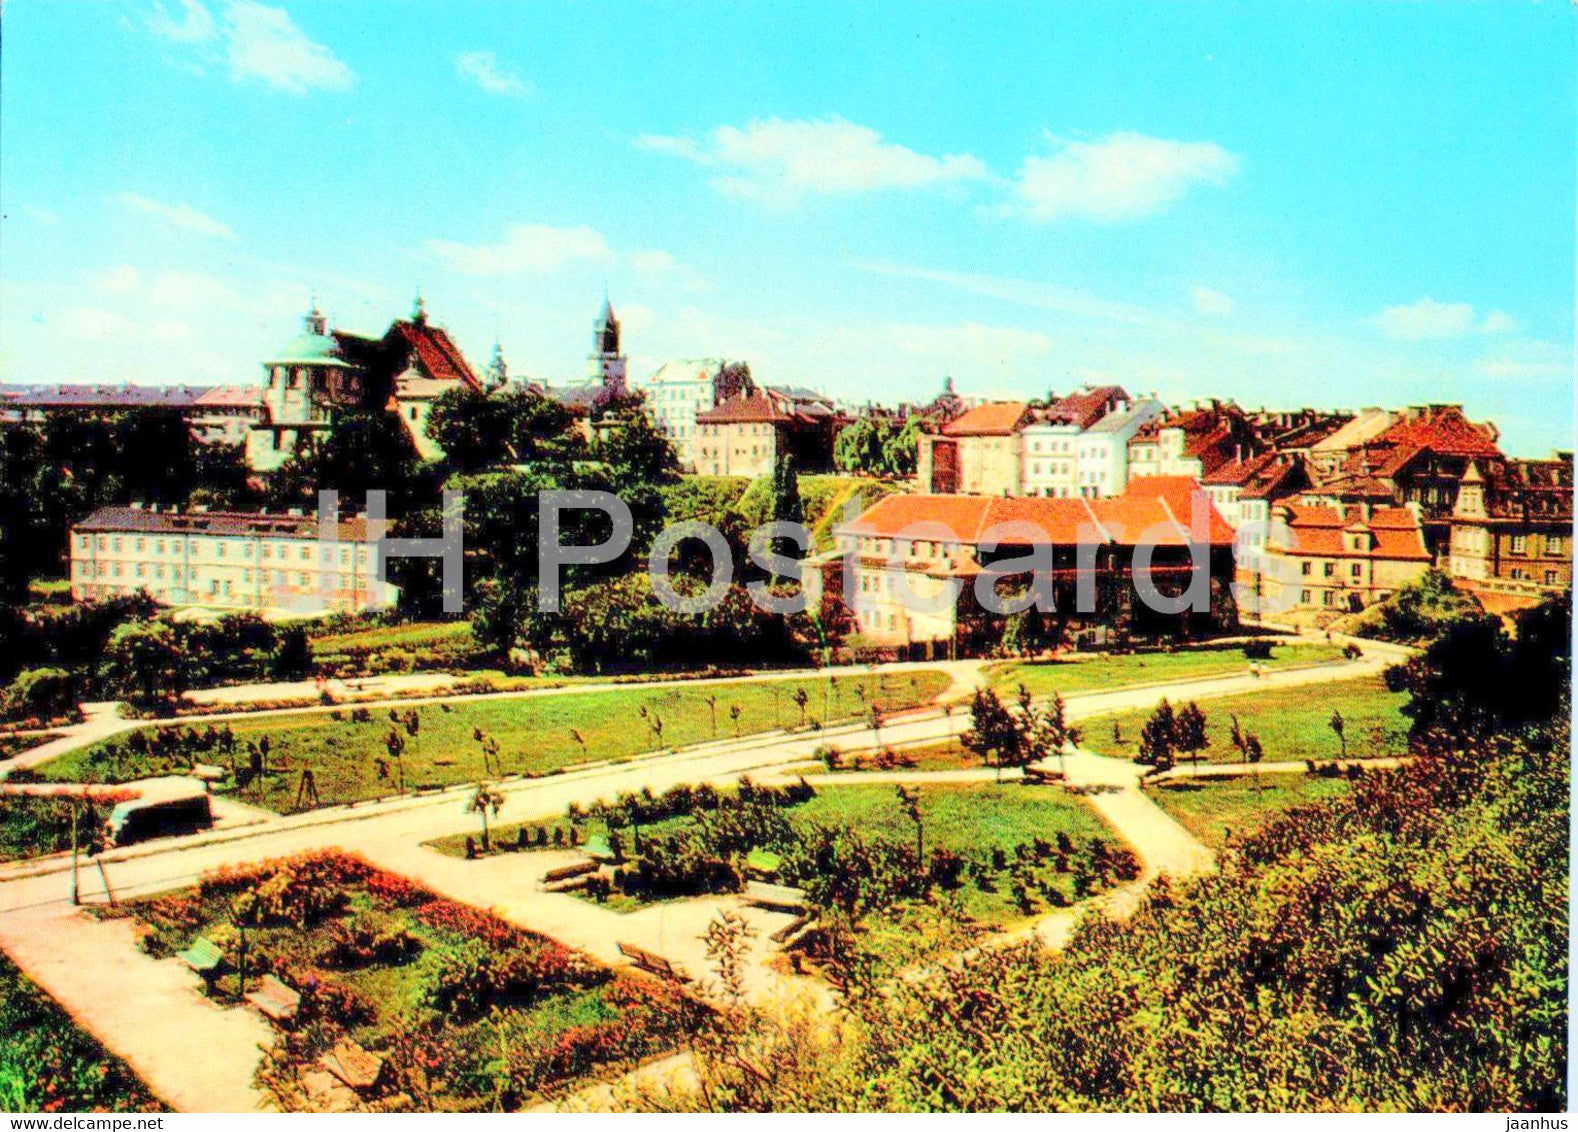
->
[1328,709,1347,759]
[1137,699,1176,770]
[895,785,924,864]
[1174,702,1209,769]
[792,688,810,728]
[3,667,78,722]
[271,625,312,680]
[384,728,408,794]
[467,782,507,852]
[962,686,1022,784]
[102,621,185,707]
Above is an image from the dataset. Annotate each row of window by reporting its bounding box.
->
[77,560,364,588]
[79,534,370,564]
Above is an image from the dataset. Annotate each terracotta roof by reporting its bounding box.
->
[837,476,1233,549]
[388,319,481,389]
[73,505,374,543]
[698,392,793,424]
[697,388,833,426]
[1276,503,1429,560]
[1371,406,1500,460]
[942,401,1030,437]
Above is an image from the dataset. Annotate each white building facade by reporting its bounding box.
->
[641,359,727,470]
[1074,398,1164,497]
[70,505,395,616]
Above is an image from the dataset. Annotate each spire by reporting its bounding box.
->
[304,298,327,336]
[412,289,427,325]
[485,341,509,390]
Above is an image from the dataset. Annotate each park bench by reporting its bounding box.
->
[320,1037,390,1095]
[743,880,807,912]
[245,973,301,1024]
[541,859,598,885]
[176,937,225,993]
[617,941,691,984]
[744,848,783,881]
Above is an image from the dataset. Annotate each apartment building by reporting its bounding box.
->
[1128,401,1258,482]
[1448,456,1573,613]
[1074,398,1164,497]
[692,387,839,478]
[916,401,1031,495]
[69,505,394,616]
[1261,502,1430,613]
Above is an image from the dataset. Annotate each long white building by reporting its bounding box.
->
[70,505,394,616]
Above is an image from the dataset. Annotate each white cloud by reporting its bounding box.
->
[456,50,528,97]
[426,223,613,276]
[116,192,235,239]
[1480,309,1518,335]
[1004,132,1241,222]
[630,248,709,292]
[148,0,215,43]
[225,2,352,93]
[150,2,353,94]
[1369,297,1518,341]
[1191,286,1235,317]
[637,116,988,206]
[1475,339,1571,381]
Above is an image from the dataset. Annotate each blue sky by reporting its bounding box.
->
[1,0,1573,455]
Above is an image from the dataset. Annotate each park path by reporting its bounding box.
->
[0,899,273,1112]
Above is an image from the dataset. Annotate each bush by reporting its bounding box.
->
[3,667,78,722]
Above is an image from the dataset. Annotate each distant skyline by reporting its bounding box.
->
[0,1,1573,455]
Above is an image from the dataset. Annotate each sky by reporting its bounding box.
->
[0,1,1573,456]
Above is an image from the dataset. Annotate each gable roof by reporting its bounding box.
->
[386,319,480,389]
[942,401,1030,437]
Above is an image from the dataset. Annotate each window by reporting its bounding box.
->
[1323,562,1335,577]
[1301,561,1312,576]
[1511,534,1527,554]
[1546,570,1559,585]
[1351,563,1363,579]
[1546,535,1564,556]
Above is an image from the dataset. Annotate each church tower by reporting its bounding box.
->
[588,297,628,396]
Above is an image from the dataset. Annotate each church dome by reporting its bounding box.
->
[267,303,353,368]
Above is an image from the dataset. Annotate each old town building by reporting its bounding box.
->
[70,504,394,615]
[916,401,1032,495]
[1260,502,1431,614]
[1447,455,1573,614]
[692,386,839,478]
[813,476,1236,653]
[247,298,482,472]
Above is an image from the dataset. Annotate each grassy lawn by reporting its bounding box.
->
[790,782,1135,931]
[0,793,128,863]
[120,852,695,1110]
[308,619,487,674]
[989,642,1349,698]
[42,670,951,813]
[1150,775,1354,853]
[0,953,162,1112]
[1084,674,1410,765]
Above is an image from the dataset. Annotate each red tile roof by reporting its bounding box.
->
[1371,405,1500,460]
[388,320,480,389]
[1277,503,1429,560]
[942,401,1030,436]
[837,476,1233,549]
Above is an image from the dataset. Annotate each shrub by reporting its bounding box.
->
[3,667,78,722]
